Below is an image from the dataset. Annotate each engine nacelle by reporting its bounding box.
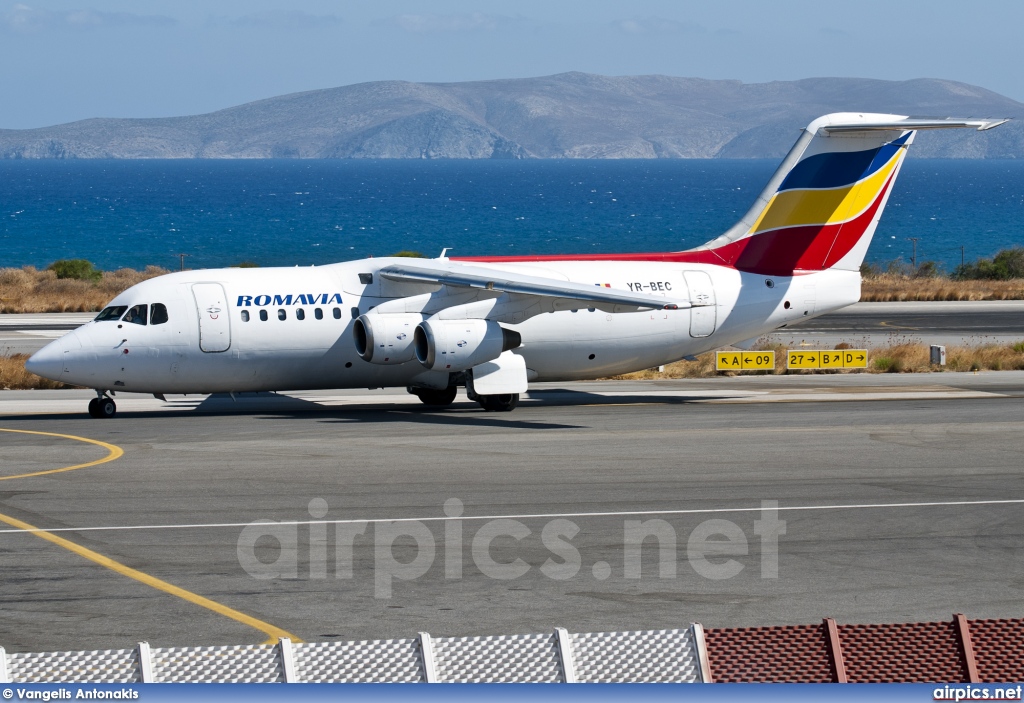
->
[414,319,522,372]
[353,313,422,364]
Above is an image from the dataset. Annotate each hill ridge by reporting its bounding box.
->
[1,73,1020,159]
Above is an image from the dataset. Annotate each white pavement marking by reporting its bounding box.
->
[0,314,94,325]
[12,331,65,338]
[710,390,999,403]
[1,498,1021,535]
[0,394,423,415]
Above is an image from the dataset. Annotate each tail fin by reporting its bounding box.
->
[698,113,1007,276]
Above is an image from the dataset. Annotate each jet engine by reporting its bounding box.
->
[353,313,422,364]
[414,319,521,372]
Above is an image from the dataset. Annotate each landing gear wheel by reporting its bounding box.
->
[92,397,116,418]
[478,393,519,412]
[415,386,458,407]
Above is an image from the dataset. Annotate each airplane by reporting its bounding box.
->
[25,112,1006,417]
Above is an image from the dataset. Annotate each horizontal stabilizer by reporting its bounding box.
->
[819,117,1008,134]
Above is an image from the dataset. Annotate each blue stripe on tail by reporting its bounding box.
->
[778,132,910,192]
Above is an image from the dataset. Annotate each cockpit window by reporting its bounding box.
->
[122,304,148,326]
[150,303,169,325]
[95,306,127,321]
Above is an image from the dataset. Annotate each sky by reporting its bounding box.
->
[2,0,1023,129]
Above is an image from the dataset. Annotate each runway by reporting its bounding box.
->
[1,373,1023,653]
[0,313,94,356]
[767,300,1024,348]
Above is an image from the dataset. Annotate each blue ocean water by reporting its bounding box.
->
[1,159,1022,272]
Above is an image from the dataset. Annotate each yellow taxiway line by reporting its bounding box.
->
[0,427,300,644]
[0,427,123,481]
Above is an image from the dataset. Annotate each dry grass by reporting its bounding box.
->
[0,354,79,390]
[0,266,169,313]
[869,342,1024,373]
[861,274,1024,302]
[611,341,1024,380]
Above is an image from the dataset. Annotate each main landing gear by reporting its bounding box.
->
[88,392,116,419]
[412,385,458,407]
[477,393,519,412]
[407,384,519,412]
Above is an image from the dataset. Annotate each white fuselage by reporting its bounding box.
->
[41,258,860,394]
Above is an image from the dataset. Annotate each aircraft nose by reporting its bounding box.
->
[25,338,66,382]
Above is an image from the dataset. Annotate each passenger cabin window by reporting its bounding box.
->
[95,306,127,321]
[122,304,147,325]
[150,303,169,325]
[333,307,341,319]
[296,308,305,321]
[241,310,250,322]
[259,309,268,321]
[314,308,323,320]
[278,309,287,321]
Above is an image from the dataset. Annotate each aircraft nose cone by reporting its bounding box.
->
[25,338,65,382]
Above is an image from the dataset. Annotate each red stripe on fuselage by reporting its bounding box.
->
[455,173,896,277]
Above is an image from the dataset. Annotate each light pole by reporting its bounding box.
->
[177,253,190,272]
[907,237,919,269]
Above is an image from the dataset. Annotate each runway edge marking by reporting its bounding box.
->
[0,427,300,644]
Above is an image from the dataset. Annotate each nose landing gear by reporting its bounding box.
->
[88,392,117,419]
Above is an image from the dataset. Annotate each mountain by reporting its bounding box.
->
[2,73,1022,159]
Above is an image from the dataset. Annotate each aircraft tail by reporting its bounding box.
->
[696,113,1007,277]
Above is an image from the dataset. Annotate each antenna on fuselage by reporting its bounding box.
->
[439,248,452,259]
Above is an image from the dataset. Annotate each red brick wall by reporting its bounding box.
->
[971,618,1024,681]
[838,621,967,682]
[705,624,833,683]
[703,615,1023,683]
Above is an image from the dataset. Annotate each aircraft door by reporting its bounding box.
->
[192,283,231,352]
[683,271,717,337]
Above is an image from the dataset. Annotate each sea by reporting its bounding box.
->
[1,158,1023,273]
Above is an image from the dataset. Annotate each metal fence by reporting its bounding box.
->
[0,627,708,684]
[4,615,1020,683]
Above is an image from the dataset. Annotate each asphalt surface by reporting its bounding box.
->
[1,374,1023,653]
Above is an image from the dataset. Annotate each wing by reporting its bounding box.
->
[378,260,689,311]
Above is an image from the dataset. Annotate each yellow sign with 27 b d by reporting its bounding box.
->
[787,349,868,369]
[716,351,775,371]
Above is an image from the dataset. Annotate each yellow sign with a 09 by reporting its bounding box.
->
[716,351,776,371]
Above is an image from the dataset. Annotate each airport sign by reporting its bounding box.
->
[716,351,775,371]
[787,349,868,370]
